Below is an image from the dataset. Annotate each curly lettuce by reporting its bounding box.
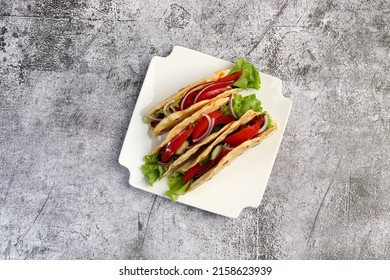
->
[229,58,261,90]
[221,93,263,118]
[141,153,168,186]
[266,113,276,130]
[166,171,193,202]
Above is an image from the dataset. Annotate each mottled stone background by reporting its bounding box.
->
[0,0,389,259]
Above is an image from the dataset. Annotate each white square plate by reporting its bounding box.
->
[119,46,292,218]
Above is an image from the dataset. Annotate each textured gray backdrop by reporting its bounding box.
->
[0,0,389,259]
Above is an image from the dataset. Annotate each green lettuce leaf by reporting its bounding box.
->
[221,93,263,118]
[166,171,193,202]
[141,153,168,186]
[142,115,152,125]
[170,99,181,108]
[220,104,231,116]
[229,58,261,90]
[266,112,275,129]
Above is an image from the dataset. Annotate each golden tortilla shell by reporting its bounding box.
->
[148,69,234,136]
[183,112,278,192]
[149,95,235,178]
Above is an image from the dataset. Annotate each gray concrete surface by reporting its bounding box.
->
[0,0,389,259]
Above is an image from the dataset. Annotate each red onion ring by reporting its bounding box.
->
[222,143,234,151]
[163,100,175,116]
[170,105,176,113]
[258,115,269,134]
[192,114,214,143]
[158,160,171,166]
[193,80,234,104]
[205,118,215,140]
[185,144,196,149]
[148,115,162,122]
[229,94,237,119]
[179,82,212,111]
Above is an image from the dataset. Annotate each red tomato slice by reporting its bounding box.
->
[194,81,233,103]
[179,73,242,110]
[196,87,231,103]
[223,122,261,147]
[180,82,213,110]
[213,115,235,127]
[208,110,223,119]
[192,117,208,140]
[183,163,204,184]
[161,128,194,163]
[181,90,199,110]
[191,111,222,141]
[217,70,242,83]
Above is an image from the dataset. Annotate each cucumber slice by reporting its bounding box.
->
[210,144,223,160]
[175,140,189,155]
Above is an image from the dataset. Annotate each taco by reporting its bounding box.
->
[165,110,277,202]
[141,92,265,186]
[144,58,261,136]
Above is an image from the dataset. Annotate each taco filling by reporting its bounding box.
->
[166,114,273,202]
[142,94,264,186]
[145,58,261,129]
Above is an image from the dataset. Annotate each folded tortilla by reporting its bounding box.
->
[149,95,234,178]
[178,110,277,193]
[147,69,235,136]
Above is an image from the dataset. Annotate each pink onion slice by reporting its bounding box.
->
[229,94,238,119]
[158,160,171,166]
[179,82,213,111]
[193,80,234,104]
[223,143,234,151]
[170,105,176,113]
[258,115,269,134]
[148,115,162,122]
[204,118,215,141]
[163,100,175,116]
[192,114,214,143]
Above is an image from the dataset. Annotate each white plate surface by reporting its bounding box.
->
[119,46,292,218]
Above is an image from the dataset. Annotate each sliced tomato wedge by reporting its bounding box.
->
[178,72,241,111]
[195,87,231,103]
[194,81,234,103]
[213,115,235,127]
[217,70,242,83]
[191,111,222,141]
[161,128,194,163]
[207,110,223,119]
[223,122,261,147]
[192,118,208,140]
[179,82,213,110]
[181,90,199,110]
